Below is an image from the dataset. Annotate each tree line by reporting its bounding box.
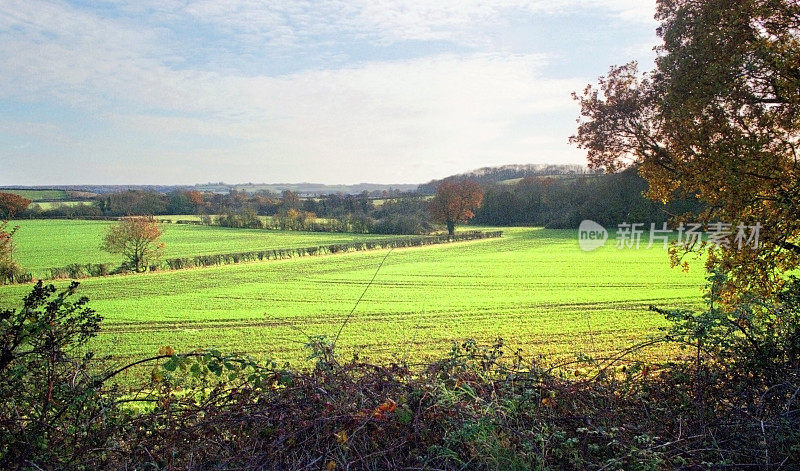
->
[5,169,705,235]
[12,189,436,235]
[468,167,702,229]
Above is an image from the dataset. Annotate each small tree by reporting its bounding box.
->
[101,216,164,272]
[429,180,484,235]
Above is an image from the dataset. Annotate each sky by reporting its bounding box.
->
[0,0,659,185]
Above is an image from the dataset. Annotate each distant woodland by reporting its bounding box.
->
[7,164,702,233]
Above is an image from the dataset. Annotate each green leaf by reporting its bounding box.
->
[163,357,178,372]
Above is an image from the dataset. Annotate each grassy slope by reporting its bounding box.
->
[10,219,408,276]
[0,227,707,367]
[2,189,68,201]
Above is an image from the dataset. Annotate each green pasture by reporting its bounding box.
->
[155,214,204,222]
[31,201,96,210]
[8,219,409,276]
[0,227,708,370]
[2,188,68,201]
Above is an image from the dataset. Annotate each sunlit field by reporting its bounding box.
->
[0,227,707,369]
[9,219,411,277]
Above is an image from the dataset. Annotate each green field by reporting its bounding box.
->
[9,219,412,276]
[32,201,96,210]
[155,214,204,222]
[2,188,69,201]
[0,227,707,371]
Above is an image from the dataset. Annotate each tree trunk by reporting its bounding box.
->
[446,220,455,235]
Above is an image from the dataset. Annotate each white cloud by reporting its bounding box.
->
[0,0,656,184]
[94,0,657,50]
[102,53,586,182]
[348,0,657,45]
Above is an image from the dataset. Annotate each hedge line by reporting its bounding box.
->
[154,219,204,225]
[42,231,502,282]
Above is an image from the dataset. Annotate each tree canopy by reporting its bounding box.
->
[571,0,800,299]
[0,193,32,219]
[101,217,165,272]
[429,180,484,235]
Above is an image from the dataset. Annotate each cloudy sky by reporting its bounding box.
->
[0,0,658,185]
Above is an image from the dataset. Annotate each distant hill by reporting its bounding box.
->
[194,182,419,196]
[417,164,597,194]
[1,183,418,197]
[3,166,594,198]
[0,185,183,195]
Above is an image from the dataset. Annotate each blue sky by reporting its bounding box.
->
[0,0,658,185]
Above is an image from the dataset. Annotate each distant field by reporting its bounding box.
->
[9,219,411,276]
[157,215,336,225]
[498,178,524,185]
[155,214,204,222]
[0,227,707,370]
[498,174,603,185]
[32,201,96,210]
[2,188,68,201]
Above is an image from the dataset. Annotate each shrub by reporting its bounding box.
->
[0,281,111,468]
[0,259,24,285]
[373,214,432,234]
[65,263,90,279]
[87,263,111,277]
[0,221,28,285]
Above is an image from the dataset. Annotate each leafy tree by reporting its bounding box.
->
[219,207,265,229]
[279,190,301,214]
[429,180,484,235]
[571,0,800,299]
[101,216,165,272]
[187,189,205,206]
[166,189,197,214]
[0,192,31,219]
[101,190,168,216]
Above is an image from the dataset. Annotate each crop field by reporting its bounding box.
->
[157,214,339,226]
[8,219,412,276]
[2,188,69,201]
[0,227,707,372]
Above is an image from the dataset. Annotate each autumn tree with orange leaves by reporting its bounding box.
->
[429,180,484,235]
[101,216,165,272]
[0,193,31,219]
[571,0,800,301]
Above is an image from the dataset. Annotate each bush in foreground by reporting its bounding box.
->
[1,277,798,469]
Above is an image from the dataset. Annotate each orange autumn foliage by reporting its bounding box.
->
[429,180,484,235]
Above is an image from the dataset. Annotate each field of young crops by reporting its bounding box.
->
[8,219,410,276]
[0,226,708,370]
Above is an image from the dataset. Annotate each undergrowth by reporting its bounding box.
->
[1,274,799,469]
